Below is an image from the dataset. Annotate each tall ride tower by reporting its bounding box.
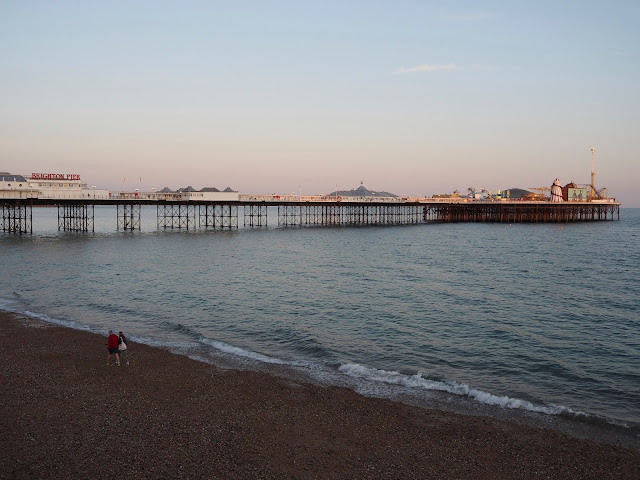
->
[591,147,596,198]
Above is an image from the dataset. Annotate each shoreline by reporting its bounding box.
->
[2,311,639,479]
[4,304,636,451]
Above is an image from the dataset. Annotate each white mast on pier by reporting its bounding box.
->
[591,147,596,198]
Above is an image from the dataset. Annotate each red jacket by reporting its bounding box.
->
[108,333,120,349]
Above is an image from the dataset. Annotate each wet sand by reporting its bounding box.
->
[1,311,639,479]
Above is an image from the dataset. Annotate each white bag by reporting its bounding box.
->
[119,341,127,351]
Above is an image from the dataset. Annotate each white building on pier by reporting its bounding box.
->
[0,172,111,199]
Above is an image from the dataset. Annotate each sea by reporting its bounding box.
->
[2,205,639,446]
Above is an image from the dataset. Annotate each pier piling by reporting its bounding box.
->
[118,203,141,231]
[157,203,194,229]
[1,202,32,234]
[58,203,94,232]
[0,199,621,235]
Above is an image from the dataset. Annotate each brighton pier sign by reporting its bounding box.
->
[31,173,81,181]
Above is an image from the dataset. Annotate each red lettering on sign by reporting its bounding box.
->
[31,173,81,180]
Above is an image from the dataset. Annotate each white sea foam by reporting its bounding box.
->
[0,298,177,349]
[0,297,23,314]
[338,363,587,417]
[22,310,94,331]
[0,299,94,332]
[0,298,611,425]
[199,337,288,365]
[134,335,198,351]
[0,299,285,365]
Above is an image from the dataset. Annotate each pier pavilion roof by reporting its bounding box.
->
[0,174,27,182]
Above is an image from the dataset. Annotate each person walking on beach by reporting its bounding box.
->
[118,331,130,366]
[106,330,120,366]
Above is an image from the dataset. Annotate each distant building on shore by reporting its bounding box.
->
[328,185,397,198]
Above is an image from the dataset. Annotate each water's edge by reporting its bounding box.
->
[3,304,638,451]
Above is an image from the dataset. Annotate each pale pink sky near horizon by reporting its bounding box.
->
[9,142,630,202]
[2,1,639,206]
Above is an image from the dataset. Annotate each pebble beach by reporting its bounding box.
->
[2,311,639,480]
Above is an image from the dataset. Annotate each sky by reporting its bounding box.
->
[1,1,639,205]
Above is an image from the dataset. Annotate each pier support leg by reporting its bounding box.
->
[157,203,193,229]
[215,204,238,229]
[117,203,141,230]
[198,204,237,229]
[243,205,267,227]
[199,205,213,228]
[1,203,32,234]
[278,205,302,226]
[58,203,93,232]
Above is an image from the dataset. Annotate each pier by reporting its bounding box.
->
[0,196,621,234]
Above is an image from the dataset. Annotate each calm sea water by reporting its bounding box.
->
[2,206,639,438]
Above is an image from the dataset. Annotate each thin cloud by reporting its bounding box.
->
[395,63,457,74]
[610,49,630,57]
[443,12,495,22]
[469,64,500,71]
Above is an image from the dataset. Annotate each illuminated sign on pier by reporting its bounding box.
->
[31,173,81,181]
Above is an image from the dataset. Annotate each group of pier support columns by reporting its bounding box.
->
[1,203,32,234]
[149,204,243,229]
[435,203,620,223]
[198,204,238,229]
[156,204,193,229]
[0,201,622,235]
[58,204,94,232]
[277,204,425,226]
[117,203,141,230]
[243,205,267,227]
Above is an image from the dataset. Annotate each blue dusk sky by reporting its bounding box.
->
[1,1,638,205]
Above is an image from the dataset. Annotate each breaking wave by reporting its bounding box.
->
[338,363,587,417]
[199,337,289,365]
[0,297,95,333]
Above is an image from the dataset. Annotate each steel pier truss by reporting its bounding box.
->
[431,203,620,223]
[57,203,94,232]
[199,204,238,229]
[157,204,195,229]
[1,203,32,234]
[117,203,141,230]
[243,205,267,227]
[277,204,425,227]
